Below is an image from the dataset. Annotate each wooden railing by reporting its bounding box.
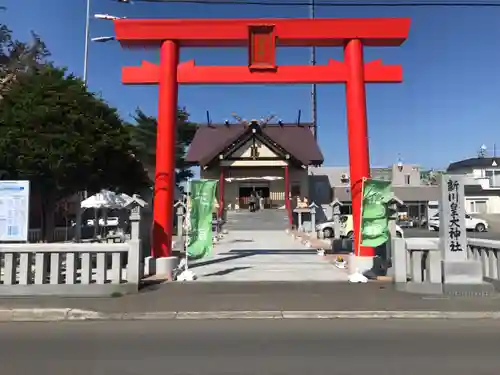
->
[0,241,141,297]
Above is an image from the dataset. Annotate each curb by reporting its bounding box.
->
[1,309,500,321]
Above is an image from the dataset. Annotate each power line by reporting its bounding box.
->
[133,0,500,7]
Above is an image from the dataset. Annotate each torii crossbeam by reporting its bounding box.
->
[114,17,411,268]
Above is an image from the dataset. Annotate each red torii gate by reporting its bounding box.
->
[113,17,411,263]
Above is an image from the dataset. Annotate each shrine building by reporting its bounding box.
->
[186,120,324,212]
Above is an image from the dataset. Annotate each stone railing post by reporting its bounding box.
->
[396,238,444,294]
[387,195,403,262]
[392,237,407,285]
[297,210,303,231]
[175,203,185,250]
[129,205,141,241]
[127,239,141,286]
[125,195,148,278]
[309,202,318,234]
[176,203,184,238]
[331,199,343,239]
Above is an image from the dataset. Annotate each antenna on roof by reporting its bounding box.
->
[206,110,216,128]
[478,144,487,158]
[259,113,276,127]
[231,112,249,126]
[296,109,302,125]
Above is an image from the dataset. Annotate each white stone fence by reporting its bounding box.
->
[393,237,500,294]
[0,241,141,297]
[468,239,500,284]
[392,238,442,294]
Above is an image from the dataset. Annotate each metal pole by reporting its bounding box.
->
[76,0,91,243]
[310,0,318,141]
[82,0,91,202]
[83,0,91,86]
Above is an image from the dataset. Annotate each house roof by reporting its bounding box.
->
[447,157,500,172]
[186,123,323,166]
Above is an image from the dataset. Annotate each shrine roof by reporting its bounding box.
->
[186,123,323,167]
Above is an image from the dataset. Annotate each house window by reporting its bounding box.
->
[468,200,488,214]
[404,174,411,185]
[340,203,352,215]
[485,170,500,187]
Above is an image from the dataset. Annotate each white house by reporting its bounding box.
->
[447,157,500,214]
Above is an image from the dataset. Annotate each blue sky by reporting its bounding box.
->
[3,0,500,170]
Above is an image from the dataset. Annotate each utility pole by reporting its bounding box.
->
[83,0,91,86]
[310,0,318,141]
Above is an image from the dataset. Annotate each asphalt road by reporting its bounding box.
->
[404,227,500,239]
[2,320,500,374]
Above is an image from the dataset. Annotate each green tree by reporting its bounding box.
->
[0,23,50,99]
[128,108,197,185]
[420,170,443,186]
[0,66,148,240]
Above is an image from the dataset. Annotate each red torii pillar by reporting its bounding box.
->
[114,18,410,268]
[344,39,372,261]
[154,40,179,259]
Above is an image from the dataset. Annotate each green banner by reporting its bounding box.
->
[187,179,218,259]
[360,178,392,248]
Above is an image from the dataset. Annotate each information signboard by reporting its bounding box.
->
[0,181,30,242]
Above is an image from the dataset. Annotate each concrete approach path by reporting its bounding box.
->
[188,228,348,282]
[185,208,347,281]
[3,320,500,374]
[223,208,290,231]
